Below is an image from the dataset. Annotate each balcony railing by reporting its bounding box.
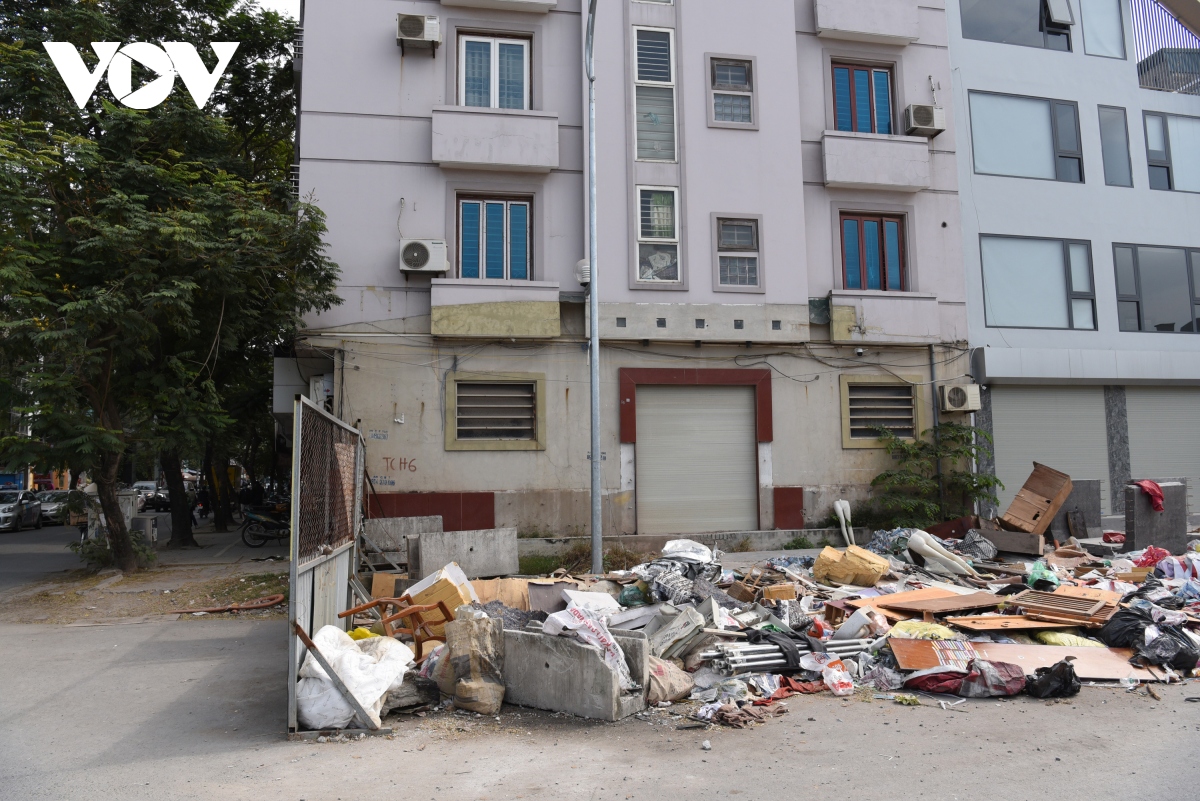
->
[1133,0,1200,95]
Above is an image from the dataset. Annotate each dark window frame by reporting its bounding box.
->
[1098,104,1133,187]
[968,90,1084,183]
[960,0,1073,52]
[1144,111,1178,192]
[831,62,894,135]
[1112,243,1200,334]
[979,234,1097,331]
[840,212,907,292]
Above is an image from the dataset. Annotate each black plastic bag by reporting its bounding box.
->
[1136,627,1200,672]
[1097,607,1154,648]
[1025,658,1081,698]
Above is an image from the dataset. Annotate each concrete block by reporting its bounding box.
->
[363,516,443,561]
[1125,481,1188,554]
[411,528,519,579]
[502,629,648,721]
[1050,479,1103,540]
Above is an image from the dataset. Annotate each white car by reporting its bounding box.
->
[0,491,43,531]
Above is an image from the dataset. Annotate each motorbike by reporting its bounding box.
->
[239,505,290,548]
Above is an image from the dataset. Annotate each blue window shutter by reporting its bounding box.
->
[853,70,872,133]
[834,68,852,132]
[884,220,902,290]
[460,202,481,278]
[843,219,862,289]
[873,71,892,135]
[509,203,529,280]
[864,220,882,290]
[485,202,506,279]
[464,40,491,107]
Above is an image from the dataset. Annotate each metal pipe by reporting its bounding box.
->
[930,342,944,518]
[585,0,602,575]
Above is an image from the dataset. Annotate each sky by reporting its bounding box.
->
[253,0,299,19]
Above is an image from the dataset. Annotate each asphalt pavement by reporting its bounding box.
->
[0,523,83,593]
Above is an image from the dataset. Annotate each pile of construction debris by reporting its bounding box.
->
[295,465,1200,734]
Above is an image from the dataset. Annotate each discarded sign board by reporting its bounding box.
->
[999,462,1073,536]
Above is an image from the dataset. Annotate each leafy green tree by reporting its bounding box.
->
[869,423,1003,530]
[0,1,338,569]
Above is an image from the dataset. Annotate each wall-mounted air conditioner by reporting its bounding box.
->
[941,384,982,413]
[904,104,946,138]
[399,239,449,273]
[397,14,441,55]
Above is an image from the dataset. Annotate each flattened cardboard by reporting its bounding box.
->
[889,637,1161,681]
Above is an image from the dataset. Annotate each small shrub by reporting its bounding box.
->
[782,535,814,550]
[727,537,754,553]
[68,532,156,571]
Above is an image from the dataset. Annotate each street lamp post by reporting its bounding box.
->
[585,0,602,575]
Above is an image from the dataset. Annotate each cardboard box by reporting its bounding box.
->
[402,563,478,636]
[761,583,798,601]
[370,572,409,599]
[812,545,890,586]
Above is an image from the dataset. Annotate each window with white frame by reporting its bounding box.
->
[458,197,531,280]
[459,35,530,110]
[709,57,755,127]
[981,235,1097,330]
[637,187,680,282]
[634,28,676,161]
[716,218,760,287]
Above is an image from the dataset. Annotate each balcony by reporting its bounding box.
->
[1134,0,1200,95]
[440,0,556,11]
[822,130,930,192]
[430,278,561,338]
[431,106,559,173]
[829,290,940,345]
[814,0,919,46]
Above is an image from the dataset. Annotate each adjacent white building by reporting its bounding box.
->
[947,0,1200,520]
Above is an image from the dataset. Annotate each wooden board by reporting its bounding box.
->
[999,462,1073,536]
[880,592,1003,615]
[944,615,1075,632]
[846,588,958,623]
[888,637,1161,681]
[1053,585,1123,604]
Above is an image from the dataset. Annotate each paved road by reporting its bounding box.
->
[1,618,1197,800]
[0,524,83,593]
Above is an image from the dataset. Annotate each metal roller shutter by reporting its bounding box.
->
[1127,387,1200,513]
[991,386,1111,513]
[635,386,758,535]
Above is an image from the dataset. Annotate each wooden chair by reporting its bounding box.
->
[338,597,454,662]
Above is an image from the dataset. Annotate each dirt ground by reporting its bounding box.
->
[0,563,289,625]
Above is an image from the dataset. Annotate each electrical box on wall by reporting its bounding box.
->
[940,384,982,413]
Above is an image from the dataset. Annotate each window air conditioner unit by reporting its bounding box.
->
[940,384,982,413]
[904,104,946,138]
[399,239,448,273]
[396,14,441,54]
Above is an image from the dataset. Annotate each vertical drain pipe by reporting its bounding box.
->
[585,0,603,575]
[930,343,944,519]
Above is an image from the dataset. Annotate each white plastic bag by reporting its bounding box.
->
[661,539,714,564]
[296,626,413,730]
[543,604,637,690]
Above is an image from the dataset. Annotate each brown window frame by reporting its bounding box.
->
[831,62,894,135]
[840,212,907,292]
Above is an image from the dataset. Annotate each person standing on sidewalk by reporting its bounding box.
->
[187,485,199,527]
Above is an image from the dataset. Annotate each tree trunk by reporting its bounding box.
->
[96,451,137,573]
[216,446,238,523]
[160,450,198,548]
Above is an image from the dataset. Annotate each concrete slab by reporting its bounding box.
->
[1125,481,1189,554]
[1050,479,1102,540]
[412,528,519,579]
[363,516,443,562]
[502,628,648,721]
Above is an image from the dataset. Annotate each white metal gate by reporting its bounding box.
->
[990,386,1112,513]
[287,396,365,734]
[635,385,758,535]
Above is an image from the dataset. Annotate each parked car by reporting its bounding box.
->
[0,490,43,531]
[143,489,171,512]
[36,490,72,524]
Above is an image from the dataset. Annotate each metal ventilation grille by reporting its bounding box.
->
[848,384,915,439]
[911,105,936,127]
[402,241,430,268]
[456,382,536,440]
[398,14,426,38]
